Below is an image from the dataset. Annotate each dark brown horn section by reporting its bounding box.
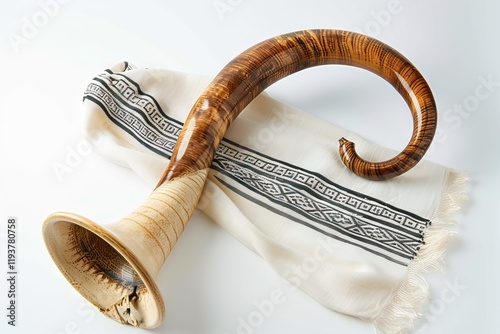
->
[158,29,437,184]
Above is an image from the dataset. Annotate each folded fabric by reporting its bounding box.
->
[81,61,467,333]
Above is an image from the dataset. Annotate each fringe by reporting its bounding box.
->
[372,170,469,334]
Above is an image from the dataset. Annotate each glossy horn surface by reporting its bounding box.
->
[43,29,437,329]
[159,29,436,183]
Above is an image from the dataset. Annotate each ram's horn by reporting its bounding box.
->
[42,29,437,328]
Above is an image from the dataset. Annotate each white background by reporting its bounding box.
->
[1,0,499,333]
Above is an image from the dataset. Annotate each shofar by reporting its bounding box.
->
[42,29,437,328]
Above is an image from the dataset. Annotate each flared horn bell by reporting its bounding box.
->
[43,29,437,329]
[43,169,209,328]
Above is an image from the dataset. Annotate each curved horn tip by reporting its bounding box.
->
[338,137,348,146]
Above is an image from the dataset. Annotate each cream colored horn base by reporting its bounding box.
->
[42,169,209,328]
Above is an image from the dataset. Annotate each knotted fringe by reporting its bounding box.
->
[372,170,468,333]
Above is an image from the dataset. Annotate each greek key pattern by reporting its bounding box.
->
[214,143,428,234]
[84,71,429,265]
[85,74,181,157]
[211,151,426,265]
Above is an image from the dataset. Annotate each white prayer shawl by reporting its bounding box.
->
[82,62,467,333]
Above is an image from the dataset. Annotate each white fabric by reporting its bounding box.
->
[81,62,466,333]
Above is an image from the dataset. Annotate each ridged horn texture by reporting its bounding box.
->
[43,168,208,328]
[42,29,437,330]
[159,29,436,183]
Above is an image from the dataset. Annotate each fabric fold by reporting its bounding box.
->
[81,61,466,333]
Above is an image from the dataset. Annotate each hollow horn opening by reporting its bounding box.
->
[42,212,165,328]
